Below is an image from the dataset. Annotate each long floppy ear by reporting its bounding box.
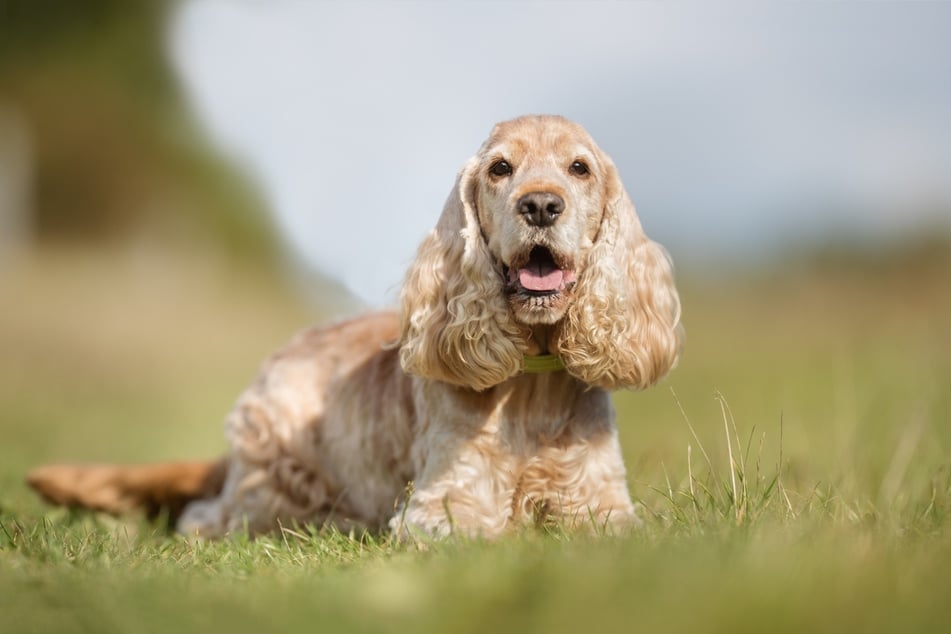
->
[557,161,684,390]
[398,157,529,391]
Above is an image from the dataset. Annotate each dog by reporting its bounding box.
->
[27,115,683,538]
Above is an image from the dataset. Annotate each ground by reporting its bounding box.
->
[1,245,949,634]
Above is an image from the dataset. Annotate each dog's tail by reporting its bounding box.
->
[26,459,228,523]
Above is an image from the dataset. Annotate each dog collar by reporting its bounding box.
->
[522,354,565,374]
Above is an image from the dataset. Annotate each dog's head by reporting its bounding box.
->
[473,116,603,326]
[399,115,683,391]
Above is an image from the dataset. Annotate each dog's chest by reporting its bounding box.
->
[477,382,613,519]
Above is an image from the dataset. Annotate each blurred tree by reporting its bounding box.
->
[0,0,279,263]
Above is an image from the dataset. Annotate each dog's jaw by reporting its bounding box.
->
[502,245,577,325]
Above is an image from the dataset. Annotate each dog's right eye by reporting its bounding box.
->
[489,160,513,177]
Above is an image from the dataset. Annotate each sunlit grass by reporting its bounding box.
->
[1,246,950,633]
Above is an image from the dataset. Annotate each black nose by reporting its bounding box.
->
[517,192,565,227]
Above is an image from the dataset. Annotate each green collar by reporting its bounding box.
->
[522,354,565,374]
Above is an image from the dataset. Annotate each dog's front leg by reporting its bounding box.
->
[389,423,518,540]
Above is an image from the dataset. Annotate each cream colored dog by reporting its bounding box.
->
[28,115,683,538]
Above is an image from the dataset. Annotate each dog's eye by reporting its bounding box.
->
[489,160,513,177]
[569,161,590,177]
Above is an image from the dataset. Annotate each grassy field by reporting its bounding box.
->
[1,245,949,633]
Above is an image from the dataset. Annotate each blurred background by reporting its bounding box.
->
[1,1,949,513]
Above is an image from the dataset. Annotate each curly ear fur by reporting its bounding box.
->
[398,158,529,391]
[557,161,684,390]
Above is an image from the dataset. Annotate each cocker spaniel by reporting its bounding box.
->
[28,115,684,538]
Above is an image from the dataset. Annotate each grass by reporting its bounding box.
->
[1,244,950,633]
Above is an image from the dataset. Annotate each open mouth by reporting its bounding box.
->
[504,246,576,297]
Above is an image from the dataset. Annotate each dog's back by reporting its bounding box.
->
[27,311,413,533]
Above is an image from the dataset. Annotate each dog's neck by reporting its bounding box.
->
[521,324,565,373]
[526,324,557,356]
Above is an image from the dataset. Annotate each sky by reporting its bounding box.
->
[168,1,951,305]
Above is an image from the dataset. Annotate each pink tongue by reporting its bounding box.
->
[519,266,564,292]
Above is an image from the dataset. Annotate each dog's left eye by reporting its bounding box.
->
[569,161,590,177]
[489,160,513,177]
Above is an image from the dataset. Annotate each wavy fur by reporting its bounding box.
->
[27,115,683,539]
[558,159,683,390]
[398,157,530,391]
